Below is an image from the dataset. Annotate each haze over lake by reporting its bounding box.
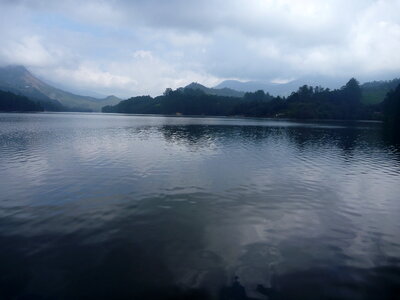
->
[0,112,399,299]
[1,0,400,298]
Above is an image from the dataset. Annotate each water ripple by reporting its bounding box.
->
[0,113,399,299]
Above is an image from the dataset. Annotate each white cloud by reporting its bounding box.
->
[0,0,399,96]
[0,36,53,66]
[52,66,136,88]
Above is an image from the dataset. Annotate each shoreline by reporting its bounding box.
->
[0,110,384,123]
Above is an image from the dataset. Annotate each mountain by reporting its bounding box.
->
[214,77,346,97]
[361,78,400,105]
[0,65,121,111]
[215,80,277,93]
[215,79,325,96]
[103,78,384,120]
[0,66,65,111]
[0,90,43,112]
[184,82,244,97]
[215,77,400,104]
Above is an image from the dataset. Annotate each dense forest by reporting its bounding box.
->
[2,77,399,126]
[362,78,400,105]
[103,78,386,120]
[383,83,400,130]
[0,90,43,112]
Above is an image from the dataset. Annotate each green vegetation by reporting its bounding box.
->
[103,90,239,116]
[103,78,383,120]
[383,83,400,129]
[0,65,120,112]
[0,90,43,112]
[184,82,245,98]
[361,78,400,105]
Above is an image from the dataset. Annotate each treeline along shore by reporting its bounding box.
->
[102,79,400,125]
[1,77,400,130]
[0,90,44,112]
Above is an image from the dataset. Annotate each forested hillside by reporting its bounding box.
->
[103,78,382,120]
[0,90,43,112]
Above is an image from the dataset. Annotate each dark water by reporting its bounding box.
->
[0,112,399,299]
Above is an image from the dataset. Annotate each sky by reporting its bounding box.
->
[0,0,399,97]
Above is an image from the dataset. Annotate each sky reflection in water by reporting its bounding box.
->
[0,113,399,299]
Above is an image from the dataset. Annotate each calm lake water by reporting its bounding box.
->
[0,112,399,299]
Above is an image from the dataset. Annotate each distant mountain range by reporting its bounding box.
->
[214,79,300,96]
[186,78,400,105]
[0,65,120,111]
[184,82,244,98]
[361,79,400,104]
[213,76,346,96]
[1,65,398,111]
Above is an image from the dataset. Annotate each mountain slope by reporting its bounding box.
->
[214,77,344,96]
[361,78,400,105]
[184,82,244,97]
[215,77,400,104]
[0,90,43,112]
[214,79,314,96]
[0,65,121,111]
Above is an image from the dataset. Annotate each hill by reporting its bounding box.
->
[383,83,400,129]
[215,79,298,96]
[215,77,400,105]
[0,65,121,111]
[214,77,342,97]
[103,78,383,120]
[361,78,400,105]
[0,90,43,112]
[184,82,244,97]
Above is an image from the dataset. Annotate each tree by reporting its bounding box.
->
[102,79,382,120]
[342,78,362,104]
[244,90,266,102]
[383,83,400,129]
[337,78,362,119]
[0,90,43,112]
[163,88,173,96]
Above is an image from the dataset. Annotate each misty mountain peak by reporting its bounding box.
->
[1,65,29,73]
[0,65,120,111]
[186,82,206,88]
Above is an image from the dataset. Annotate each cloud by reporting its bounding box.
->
[0,35,54,66]
[0,0,399,96]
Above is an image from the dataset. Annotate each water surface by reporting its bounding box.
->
[0,113,399,299]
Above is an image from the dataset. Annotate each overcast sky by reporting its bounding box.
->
[1,0,399,97]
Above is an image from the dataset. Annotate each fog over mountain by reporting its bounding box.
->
[214,76,349,97]
[185,82,245,98]
[0,0,399,96]
[0,65,120,111]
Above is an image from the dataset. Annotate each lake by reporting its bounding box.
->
[0,112,399,299]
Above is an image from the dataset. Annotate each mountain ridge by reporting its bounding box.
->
[214,77,346,96]
[1,65,398,110]
[184,82,244,98]
[0,65,121,111]
[214,77,400,104]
